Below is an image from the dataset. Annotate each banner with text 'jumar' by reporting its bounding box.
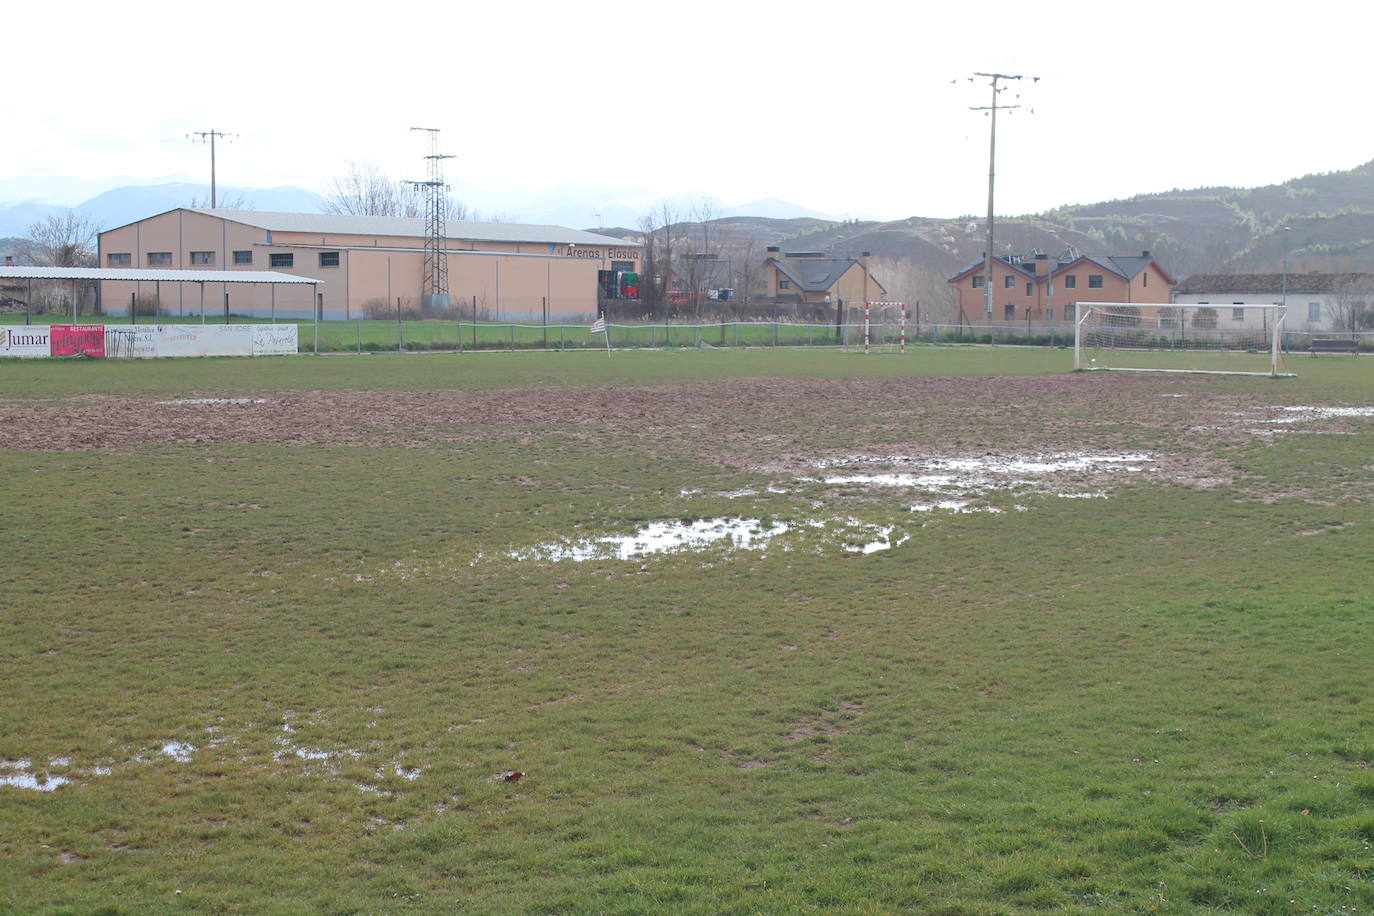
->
[0,326,52,358]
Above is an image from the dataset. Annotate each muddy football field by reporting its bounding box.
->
[3,348,1374,913]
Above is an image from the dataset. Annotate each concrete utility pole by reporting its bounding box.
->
[969,73,1033,323]
[189,130,235,207]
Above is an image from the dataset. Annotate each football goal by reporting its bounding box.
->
[842,301,909,353]
[1073,302,1292,376]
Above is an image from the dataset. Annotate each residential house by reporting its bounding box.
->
[948,249,1174,325]
[760,247,887,311]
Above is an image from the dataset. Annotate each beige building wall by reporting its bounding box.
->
[98,210,640,321]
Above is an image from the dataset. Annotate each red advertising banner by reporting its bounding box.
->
[51,325,106,358]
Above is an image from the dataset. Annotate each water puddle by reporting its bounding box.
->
[157,398,267,406]
[504,515,921,563]
[817,452,1151,502]
[909,500,1004,513]
[512,517,791,562]
[161,741,196,762]
[1260,406,1374,424]
[0,760,71,792]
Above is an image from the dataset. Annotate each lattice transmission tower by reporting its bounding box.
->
[405,127,454,311]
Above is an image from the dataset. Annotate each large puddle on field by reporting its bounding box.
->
[815,452,1152,502]
[508,516,908,562]
[1259,406,1374,424]
[462,453,1155,568]
[512,517,791,562]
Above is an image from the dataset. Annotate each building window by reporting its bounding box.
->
[1064,275,1077,289]
[1308,302,1322,322]
[233,250,253,265]
[1004,275,1015,289]
[610,260,634,271]
[1088,275,1104,289]
[107,253,131,267]
[1003,304,1015,320]
[269,253,294,268]
[1143,272,1148,287]
[972,275,985,288]
[319,251,340,268]
[778,279,790,290]
[1065,305,1075,321]
[190,251,215,266]
[1232,307,1245,321]
[147,252,172,266]
[1025,282,1033,296]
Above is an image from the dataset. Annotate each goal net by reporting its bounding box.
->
[842,301,909,353]
[1073,302,1291,376]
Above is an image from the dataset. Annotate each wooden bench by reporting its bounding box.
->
[1310,338,1360,355]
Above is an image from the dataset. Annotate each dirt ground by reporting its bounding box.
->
[0,374,1334,472]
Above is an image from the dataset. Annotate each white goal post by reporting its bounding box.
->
[1073,302,1292,377]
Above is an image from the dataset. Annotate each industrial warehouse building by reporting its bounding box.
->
[97,209,642,321]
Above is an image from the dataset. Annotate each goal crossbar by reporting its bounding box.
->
[1073,302,1293,377]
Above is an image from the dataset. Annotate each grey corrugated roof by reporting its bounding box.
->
[1175,272,1374,295]
[0,266,317,284]
[186,209,639,248]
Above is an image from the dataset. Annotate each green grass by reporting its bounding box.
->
[1,314,843,353]
[3,349,1374,912]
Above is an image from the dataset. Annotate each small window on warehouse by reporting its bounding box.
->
[190,251,215,266]
[319,251,340,268]
[147,252,172,266]
[269,253,294,268]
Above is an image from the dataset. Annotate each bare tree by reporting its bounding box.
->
[1330,274,1374,332]
[190,192,252,209]
[867,256,957,324]
[637,201,681,317]
[323,160,420,216]
[18,212,100,267]
[323,160,467,219]
[730,237,760,316]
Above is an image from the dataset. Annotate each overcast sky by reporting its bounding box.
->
[5,0,1370,221]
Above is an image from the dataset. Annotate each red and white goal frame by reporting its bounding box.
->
[855,301,908,354]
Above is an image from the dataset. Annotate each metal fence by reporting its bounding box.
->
[294,319,1374,354]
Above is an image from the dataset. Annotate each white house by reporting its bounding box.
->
[1173,272,1374,333]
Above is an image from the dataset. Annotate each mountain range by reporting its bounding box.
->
[0,176,852,238]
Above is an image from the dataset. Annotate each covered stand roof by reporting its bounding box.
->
[0,267,319,284]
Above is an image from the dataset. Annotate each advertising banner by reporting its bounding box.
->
[155,324,254,358]
[0,326,52,358]
[104,327,159,359]
[252,324,298,356]
[51,325,106,358]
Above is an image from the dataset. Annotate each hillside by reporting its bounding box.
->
[628,159,1374,290]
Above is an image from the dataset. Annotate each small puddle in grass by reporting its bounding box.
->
[160,741,196,762]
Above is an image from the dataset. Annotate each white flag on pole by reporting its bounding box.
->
[589,316,607,334]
